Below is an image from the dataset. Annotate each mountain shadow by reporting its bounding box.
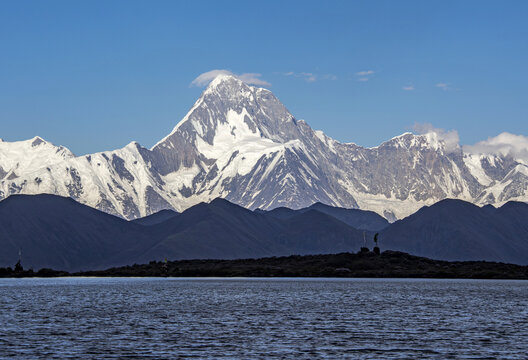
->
[132,209,179,226]
[256,202,389,231]
[2,195,528,271]
[0,194,156,271]
[380,199,528,264]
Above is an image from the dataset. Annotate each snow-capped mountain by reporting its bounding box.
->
[1,74,527,220]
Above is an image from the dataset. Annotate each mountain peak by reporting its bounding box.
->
[30,136,46,147]
[373,131,459,153]
[204,74,248,93]
[209,73,239,85]
[3,75,527,223]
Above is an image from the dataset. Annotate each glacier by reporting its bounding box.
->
[1,74,527,220]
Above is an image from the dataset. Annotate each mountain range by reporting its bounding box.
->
[0,194,369,271]
[1,194,527,271]
[1,74,527,221]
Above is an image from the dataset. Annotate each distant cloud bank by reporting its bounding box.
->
[413,123,528,162]
[464,133,528,162]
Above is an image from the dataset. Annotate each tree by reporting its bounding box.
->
[14,260,23,273]
[14,249,24,273]
[373,233,380,255]
[360,231,369,253]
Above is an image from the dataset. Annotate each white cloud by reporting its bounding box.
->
[284,72,336,82]
[303,73,317,82]
[237,73,271,86]
[463,133,528,162]
[191,69,270,87]
[413,123,460,152]
[402,85,415,91]
[355,70,375,82]
[356,70,375,76]
[322,74,337,81]
[436,83,450,91]
[412,124,528,161]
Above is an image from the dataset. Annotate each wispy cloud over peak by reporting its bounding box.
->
[413,123,460,152]
[191,70,270,87]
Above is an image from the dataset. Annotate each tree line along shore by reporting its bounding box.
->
[2,250,528,279]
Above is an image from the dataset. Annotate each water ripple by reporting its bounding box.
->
[0,278,527,359]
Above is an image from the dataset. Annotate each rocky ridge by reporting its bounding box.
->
[1,75,527,220]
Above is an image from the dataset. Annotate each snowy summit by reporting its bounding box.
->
[1,75,528,220]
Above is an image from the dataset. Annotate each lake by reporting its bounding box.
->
[1,278,527,359]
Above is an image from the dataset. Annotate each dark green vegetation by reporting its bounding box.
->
[2,250,527,279]
[80,251,528,279]
[0,260,68,277]
[0,267,68,278]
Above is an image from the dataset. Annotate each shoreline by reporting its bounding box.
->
[2,250,528,280]
[2,276,527,281]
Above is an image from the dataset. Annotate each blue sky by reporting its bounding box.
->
[1,0,527,155]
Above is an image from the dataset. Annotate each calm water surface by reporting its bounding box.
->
[0,277,527,359]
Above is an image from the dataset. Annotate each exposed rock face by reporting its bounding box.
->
[1,75,527,219]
